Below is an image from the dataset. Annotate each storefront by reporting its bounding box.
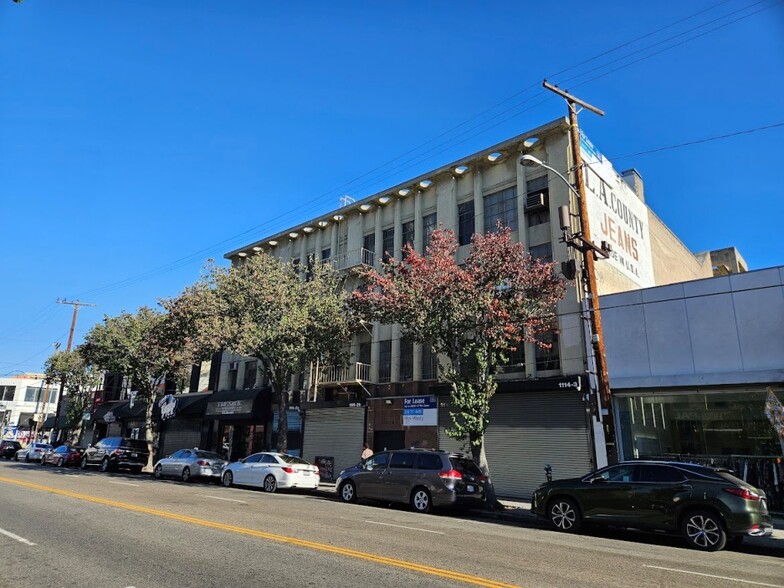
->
[90,400,126,444]
[301,401,366,481]
[156,393,211,460]
[203,388,272,462]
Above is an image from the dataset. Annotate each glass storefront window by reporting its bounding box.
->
[616,388,783,460]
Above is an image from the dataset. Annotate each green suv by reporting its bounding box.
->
[531,461,772,551]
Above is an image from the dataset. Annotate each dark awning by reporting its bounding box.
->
[42,414,68,429]
[205,388,272,422]
[154,393,211,421]
[92,401,126,424]
[112,401,147,420]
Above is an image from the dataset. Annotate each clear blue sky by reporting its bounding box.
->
[1,1,782,373]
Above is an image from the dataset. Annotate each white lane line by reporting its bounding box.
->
[642,565,784,587]
[108,481,139,487]
[0,527,36,546]
[202,495,248,504]
[363,520,444,535]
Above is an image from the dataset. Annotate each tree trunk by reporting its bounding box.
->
[144,396,156,472]
[276,385,289,454]
[471,434,503,511]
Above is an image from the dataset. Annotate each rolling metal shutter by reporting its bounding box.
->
[439,391,592,500]
[301,407,366,481]
[438,402,472,455]
[160,419,202,457]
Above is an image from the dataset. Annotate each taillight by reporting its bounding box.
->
[724,487,761,501]
[439,469,463,480]
[196,460,208,466]
[313,469,320,477]
[282,467,295,474]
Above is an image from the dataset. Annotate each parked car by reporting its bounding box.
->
[81,437,149,473]
[530,461,773,551]
[40,444,84,467]
[221,452,320,492]
[153,448,227,483]
[336,449,486,514]
[0,440,22,460]
[14,442,52,463]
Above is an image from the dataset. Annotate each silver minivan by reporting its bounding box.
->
[336,449,486,513]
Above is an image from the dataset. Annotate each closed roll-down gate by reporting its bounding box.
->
[439,391,592,500]
[160,419,202,457]
[302,407,366,481]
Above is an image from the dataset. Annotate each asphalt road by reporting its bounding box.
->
[0,460,782,588]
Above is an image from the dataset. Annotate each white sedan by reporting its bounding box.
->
[221,452,320,492]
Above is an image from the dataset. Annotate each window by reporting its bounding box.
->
[0,386,15,402]
[24,386,44,403]
[526,176,550,226]
[399,338,413,382]
[48,388,57,403]
[244,454,262,464]
[379,340,392,383]
[321,247,331,263]
[228,363,238,390]
[484,186,518,232]
[535,329,560,371]
[638,465,686,483]
[416,453,443,470]
[364,452,390,471]
[363,234,375,254]
[423,213,437,249]
[382,228,395,262]
[529,242,553,263]
[337,234,348,258]
[499,344,525,374]
[422,345,437,380]
[243,361,257,389]
[359,341,371,366]
[458,201,475,246]
[170,450,186,459]
[389,452,416,469]
[260,454,277,464]
[401,221,414,257]
[593,464,637,483]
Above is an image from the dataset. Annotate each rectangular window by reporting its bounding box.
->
[0,386,15,402]
[422,345,437,380]
[363,233,375,254]
[378,340,392,383]
[228,364,239,390]
[529,242,553,263]
[401,221,414,257]
[48,388,57,403]
[499,345,525,374]
[535,329,560,371]
[359,341,372,366]
[422,213,437,249]
[243,361,257,389]
[526,176,550,227]
[399,338,413,382]
[458,201,475,246]
[484,186,518,232]
[337,234,348,257]
[321,247,331,262]
[24,386,44,403]
[382,228,395,262]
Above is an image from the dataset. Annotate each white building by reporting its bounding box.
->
[0,373,59,443]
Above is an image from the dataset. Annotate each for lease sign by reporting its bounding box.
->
[403,396,438,427]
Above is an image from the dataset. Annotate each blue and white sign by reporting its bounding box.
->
[403,396,438,427]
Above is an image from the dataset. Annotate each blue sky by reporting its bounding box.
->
[1,0,783,373]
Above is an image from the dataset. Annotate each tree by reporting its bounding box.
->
[80,306,193,471]
[44,349,101,445]
[168,252,354,454]
[351,227,566,508]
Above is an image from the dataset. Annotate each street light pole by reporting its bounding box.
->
[541,80,616,463]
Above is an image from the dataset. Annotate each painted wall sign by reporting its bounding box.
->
[581,132,654,289]
[158,394,178,420]
[403,395,438,427]
[103,411,116,424]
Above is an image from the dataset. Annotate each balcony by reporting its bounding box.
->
[335,248,375,272]
[319,362,372,385]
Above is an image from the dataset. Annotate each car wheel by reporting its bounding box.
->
[56,457,64,467]
[100,457,111,473]
[548,497,582,533]
[14,453,19,462]
[25,454,30,463]
[40,457,47,466]
[81,456,88,470]
[154,465,163,479]
[339,480,357,503]
[263,474,277,493]
[682,510,727,552]
[222,471,233,488]
[411,487,432,514]
[181,467,191,483]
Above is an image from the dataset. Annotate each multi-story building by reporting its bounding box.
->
[0,373,58,443]
[220,117,720,497]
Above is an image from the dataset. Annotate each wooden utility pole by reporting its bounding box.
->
[51,299,96,443]
[543,80,616,462]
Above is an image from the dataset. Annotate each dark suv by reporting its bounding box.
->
[0,440,22,459]
[81,437,149,473]
[336,449,485,514]
[531,461,773,551]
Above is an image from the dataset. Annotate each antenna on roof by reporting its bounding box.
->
[340,195,355,207]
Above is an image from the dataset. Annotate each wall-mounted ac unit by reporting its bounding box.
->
[526,193,547,210]
[228,361,239,371]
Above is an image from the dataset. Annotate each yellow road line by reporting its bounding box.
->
[0,476,519,588]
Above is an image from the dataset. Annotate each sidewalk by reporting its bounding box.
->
[317,482,784,549]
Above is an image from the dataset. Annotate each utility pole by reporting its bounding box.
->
[542,80,616,463]
[52,299,96,444]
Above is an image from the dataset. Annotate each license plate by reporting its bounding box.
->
[466,484,475,493]
[302,471,310,475]
[131,453,138,457]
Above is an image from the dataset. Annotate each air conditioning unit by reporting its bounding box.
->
[229,361,239,371]
[526,193,547,210]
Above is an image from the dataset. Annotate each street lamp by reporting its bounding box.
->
[520,155,580,199]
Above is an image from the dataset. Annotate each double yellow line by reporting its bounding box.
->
[0,476,519,588]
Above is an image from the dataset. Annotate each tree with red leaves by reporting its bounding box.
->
[352,226,566,508]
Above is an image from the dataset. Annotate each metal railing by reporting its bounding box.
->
[335,248,375,271]
[319,362,372,385]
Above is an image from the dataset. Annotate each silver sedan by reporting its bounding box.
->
[153,448,227,483]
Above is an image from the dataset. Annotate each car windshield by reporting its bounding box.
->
[278,454,310,465]
[195,451,223,460]
[121,439,148,450]
[449,456,483,476]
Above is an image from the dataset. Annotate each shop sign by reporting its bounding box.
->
[403,396,437,427]
[104,411,116,424]
[205,399,254,416]
[158,394,178,420]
